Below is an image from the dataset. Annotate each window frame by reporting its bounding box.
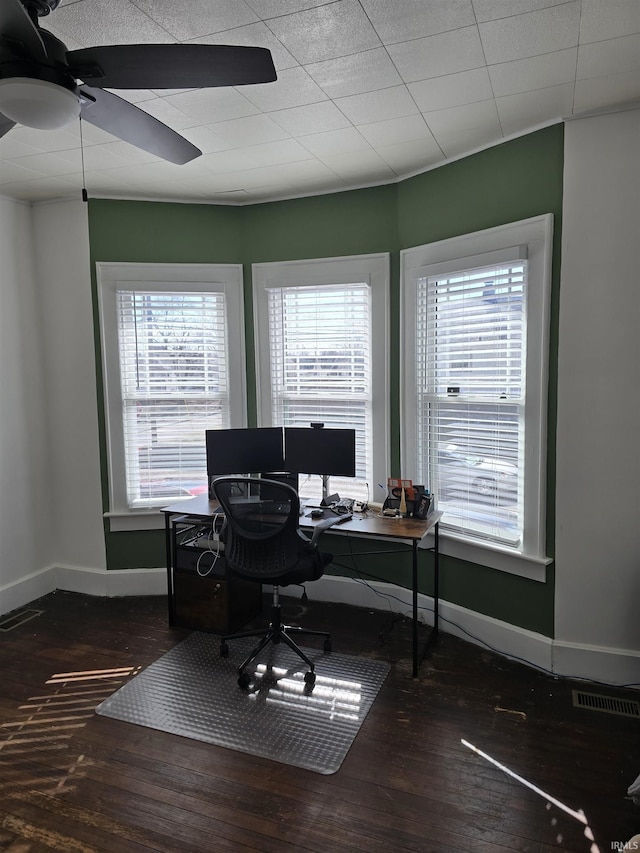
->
[400,216,553,580]
[252,254,390,503]
[97,262,246,531]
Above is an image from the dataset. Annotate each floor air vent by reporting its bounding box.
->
[0,608,43,632]
[572,690,640,719]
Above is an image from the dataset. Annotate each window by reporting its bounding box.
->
[253,255,389,503]
[401,216,553,578]
[97,263,245,528]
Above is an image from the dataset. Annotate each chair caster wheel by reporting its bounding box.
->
[323,638,332,653]
[238,672,251,689]
[304,670,316,686]
[220,642,229,658]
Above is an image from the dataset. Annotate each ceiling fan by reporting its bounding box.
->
[0,0,277,164]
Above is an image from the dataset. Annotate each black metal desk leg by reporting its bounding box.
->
[165,513,175,625]
[412,539,419,677]
[433,521,439,641]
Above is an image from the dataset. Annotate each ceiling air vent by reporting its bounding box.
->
[572,690,640,719]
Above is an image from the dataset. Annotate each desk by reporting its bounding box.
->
[163,497,441,677]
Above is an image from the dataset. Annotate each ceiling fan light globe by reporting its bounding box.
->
[0,77,79,130]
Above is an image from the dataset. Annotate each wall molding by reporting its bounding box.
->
[2,566,637,688]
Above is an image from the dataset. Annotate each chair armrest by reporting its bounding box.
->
[307,514,350,548]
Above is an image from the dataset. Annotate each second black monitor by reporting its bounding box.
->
[284,427,356,477]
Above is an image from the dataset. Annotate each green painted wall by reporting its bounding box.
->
[87,125,563,637]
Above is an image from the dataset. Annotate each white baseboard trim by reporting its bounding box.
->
[311,574,554,674]
[2,566,637,687]
[552,640,640,688]
[54,564,167,597]
[0,566,57,616]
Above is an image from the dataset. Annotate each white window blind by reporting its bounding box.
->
[416,260,526,546]
[116,289,230,508]
[267,282,371,498]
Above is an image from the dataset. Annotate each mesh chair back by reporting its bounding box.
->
[212,477,307,580]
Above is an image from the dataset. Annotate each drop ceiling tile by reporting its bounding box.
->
[266,0,381,64]
[496,82,574,134]
[478,2,581,65]
[423,99,501,138]
[6,126,80,153]
[179,125,233,154]
[489,48,577,97]
[579,0,640,43]
[299,127,371,157]
[434,125,503,158]
[306,48,403,99]
[217,159,339,190]
[409,68,493,112]
[245,0,335,16]
[387,28,486,84]
[186,22,299,71]
[376,138,445,174]
[241,66,327,111]
[97,141,165,164]
[199,149,270,173]
[0,160,43,184]
[133,0,259,40]
[472,0,568,24]
[334,86,419,125]
[318,149,396,183]
[165,88,260,123]
[55,145,133,170]
[47,0,175,47]
[573,69,640,113]
[356,113,436,148]
[269,102,352,136]
[7,152,79,177]
[360,0,476,44]
[134,97,200,130]
[0,136,45,159]
[0,175,80,200]
[210,113,291,146]
[577,35,640,80]
[239,139,316,167]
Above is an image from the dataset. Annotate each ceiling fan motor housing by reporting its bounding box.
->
[22,0,60,20]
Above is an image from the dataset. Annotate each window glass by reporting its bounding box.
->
[401,216,552,569]
[254,255,389,504]
[97,263,245,518]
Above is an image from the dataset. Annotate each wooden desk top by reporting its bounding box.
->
[162,495,441,544]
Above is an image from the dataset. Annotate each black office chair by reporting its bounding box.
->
[212,476,343,688]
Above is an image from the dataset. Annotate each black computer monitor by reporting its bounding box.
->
[284,427,356,476]
[206,427,284,478]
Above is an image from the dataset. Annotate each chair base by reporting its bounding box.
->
[220,592,331,687]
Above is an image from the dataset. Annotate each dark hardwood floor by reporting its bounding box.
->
[0,589,638,853]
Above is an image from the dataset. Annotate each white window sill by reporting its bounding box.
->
[105,511,168,532]
[419,528,551,582]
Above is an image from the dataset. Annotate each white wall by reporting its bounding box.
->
[0,197,56,610]
[555,107,640,682]
[0,197,107,616]
[32,199,107,577]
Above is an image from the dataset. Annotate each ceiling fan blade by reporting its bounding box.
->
[67,44,276,89]
[79,87,201,165]
[0,112,17,138]
[0,0,47,61]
